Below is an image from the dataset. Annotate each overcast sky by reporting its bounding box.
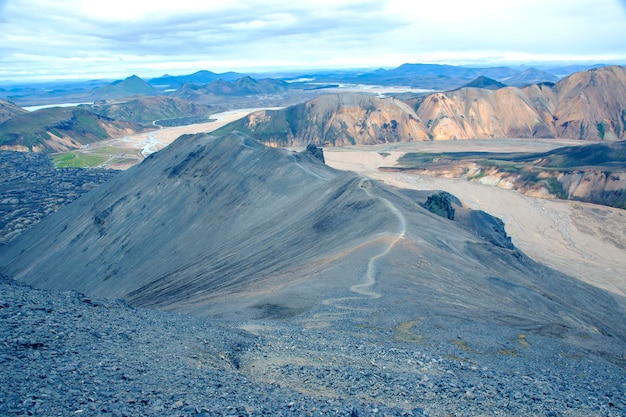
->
[1,0,625,81]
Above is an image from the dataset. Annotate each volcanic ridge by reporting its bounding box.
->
[1,132,625,415]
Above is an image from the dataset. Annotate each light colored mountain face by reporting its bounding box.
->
[239,93,432,146]
[235,66,625,144]
[1,133,625,354]
[416,87,555,139]
[416,66,626,141]
[554,65,626,140]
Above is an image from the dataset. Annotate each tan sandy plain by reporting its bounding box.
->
[82,108,283,169]
[323,140,626,298]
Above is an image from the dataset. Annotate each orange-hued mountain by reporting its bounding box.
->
[415,65,626,140]
[216,93,432,146]
[223,66,626,145]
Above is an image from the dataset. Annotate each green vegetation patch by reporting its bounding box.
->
[396,152,444,167]
[543,177,567,199]
[53,152,109,168]
[525,141,626,170]
[400,142,626,173]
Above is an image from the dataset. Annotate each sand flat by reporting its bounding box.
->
[82,108,283,167]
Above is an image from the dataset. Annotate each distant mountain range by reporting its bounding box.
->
[290,63,602,89]
[1,62,608,107]
[88,75,158,100]
[222,65,626,143]
[499,68,560,86]
[170,76,289,101]
[149,70,244,88]
[0,74,289,153]
[0,65,624,153]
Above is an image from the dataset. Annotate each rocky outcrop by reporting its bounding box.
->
[303,143,325,163]
[421,191,456,220]
[403,189,515,249]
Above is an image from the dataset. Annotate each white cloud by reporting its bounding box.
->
[0,0,624,81]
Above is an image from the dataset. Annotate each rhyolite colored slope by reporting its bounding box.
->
[225,66,626,143]
[1,132,625,360]
[415,65,626,140]
[0,106,147,152]
[215,93,432,146]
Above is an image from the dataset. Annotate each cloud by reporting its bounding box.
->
[0,0,625,81]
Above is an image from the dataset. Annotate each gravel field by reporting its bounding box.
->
[2,276,624,417]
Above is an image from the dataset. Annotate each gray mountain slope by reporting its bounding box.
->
[0,132,625,356]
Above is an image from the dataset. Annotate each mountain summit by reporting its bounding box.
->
[90,75,157,99]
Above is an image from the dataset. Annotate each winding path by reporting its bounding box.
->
[319,178,407,314]
[349,180,406,298]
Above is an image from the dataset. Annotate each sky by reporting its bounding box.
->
[1,0,625,82]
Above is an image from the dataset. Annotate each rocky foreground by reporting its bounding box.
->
[1,275,625,417]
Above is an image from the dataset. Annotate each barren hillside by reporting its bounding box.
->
[1,133,624,356]
[414,65,626,140]
[223,66,626,145]
[215,93,432,146]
